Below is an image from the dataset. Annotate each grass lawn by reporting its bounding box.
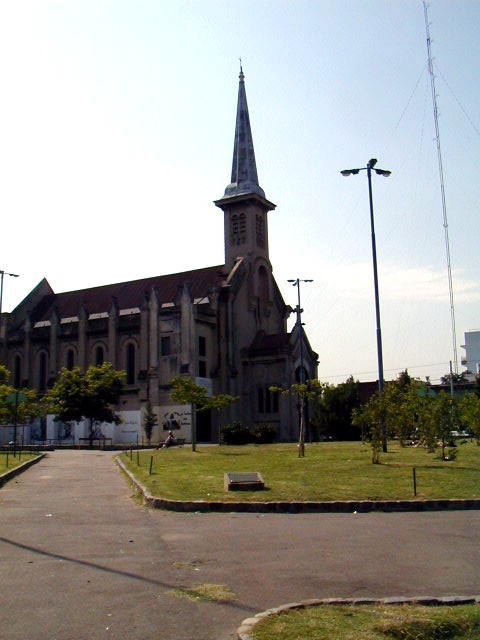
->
[0,450,38,475]
[120,440,479,503]
[249,603,480,640]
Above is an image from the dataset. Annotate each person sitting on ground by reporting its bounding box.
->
[162,430,176,449]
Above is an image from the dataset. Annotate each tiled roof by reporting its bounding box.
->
[26,266,225,323]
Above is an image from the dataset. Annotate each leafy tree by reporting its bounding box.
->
[354,378,465,462]
[440,371,471,391]
[0,365,40,443]
[311,376,361,440]
[352,392,385,463]
[43,363,125,445]
[142,401,157,445]
[0,364,9,385]
[415,391,437,453]
[351,371,421,462]
[383,372,423,446]
[270,379,322,457]
[431,391,458,460]
[395,369,413,391]
[169,376,238,451]
[458,393,480,443]
[474,375,480,399]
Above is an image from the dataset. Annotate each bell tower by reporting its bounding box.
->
[214,66,276,270]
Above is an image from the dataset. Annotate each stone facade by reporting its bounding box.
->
[0,69,318,445]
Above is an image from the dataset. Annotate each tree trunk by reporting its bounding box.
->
[191,403,196,452]
[89,418,94,447]
[298,400,305,458]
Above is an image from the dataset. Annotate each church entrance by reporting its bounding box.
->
[196,409,212,442]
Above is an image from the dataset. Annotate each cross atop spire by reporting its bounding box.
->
[221,65,266,200]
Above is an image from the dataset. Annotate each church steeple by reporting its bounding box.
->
[215,67,275,269]
[217,65,276,204]
[223,64,265,199]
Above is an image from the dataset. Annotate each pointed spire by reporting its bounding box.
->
[221,65,266,200]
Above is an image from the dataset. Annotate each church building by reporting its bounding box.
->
[0,69,318,445]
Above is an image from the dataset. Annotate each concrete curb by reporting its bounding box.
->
[0,452,46,488]
[236,595,480,640]
[115,456,480,513]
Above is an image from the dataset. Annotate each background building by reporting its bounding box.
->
[461,330,480,377]
[0,69,318,445]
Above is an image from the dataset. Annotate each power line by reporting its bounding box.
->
[320,361,452,383]
[434,63,480,138]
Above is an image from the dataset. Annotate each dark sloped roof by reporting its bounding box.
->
[248,332,292,357]
[24,266,225,323]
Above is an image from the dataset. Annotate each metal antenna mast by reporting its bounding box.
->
[423,1,458,374]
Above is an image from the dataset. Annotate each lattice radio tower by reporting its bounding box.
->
[423,1,458,374]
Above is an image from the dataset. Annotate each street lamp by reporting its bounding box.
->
[0,270,19,338]
[287,278,313,385]
[288,278,313,456]
[340,158,391,453]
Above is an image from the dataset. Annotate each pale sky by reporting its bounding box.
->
[0,1,478,385]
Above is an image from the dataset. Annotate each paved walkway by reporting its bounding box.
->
[0,450,479,640]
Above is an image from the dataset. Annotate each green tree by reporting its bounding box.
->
[352,392,385,463]
[383,372,423,446]
[458,393,480,443]
[474,375,480,399]
[311,376,361,440]
[142,401,157,445]
[352,372,423,462]
[415,392,437,453]
[43,363,125,445]
[440,371,470,387]
[169,377,238,451]
[431,391,458,460]
[0,365,40,444]
[0,364,9,385]
[270,379,322,457]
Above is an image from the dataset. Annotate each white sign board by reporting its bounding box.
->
[115,411,141,444]
[159,405,192,441]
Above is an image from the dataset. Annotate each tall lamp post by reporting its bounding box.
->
[0,270,19,338]
[287,278,313,384]
[288,278,313,455]
[340,158,391,453]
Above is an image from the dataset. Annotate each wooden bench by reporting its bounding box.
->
[157,437,186,448]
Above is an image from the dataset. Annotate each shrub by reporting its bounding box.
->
[253,423,276,444]
[220,422,252,445]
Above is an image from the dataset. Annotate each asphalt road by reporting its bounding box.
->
[0,450,479,640]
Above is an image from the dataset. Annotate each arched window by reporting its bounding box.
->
[257,386,279,414]
[256,214,265,248]
[39,352,48,392]
[239,213,246,235]
[66,349,75,370]
[295,366,309,384]
[126,343,136,385]
[231,212,246,246]
[14,355,22,388]
[95,345,105,366]
[258,266,269,300]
